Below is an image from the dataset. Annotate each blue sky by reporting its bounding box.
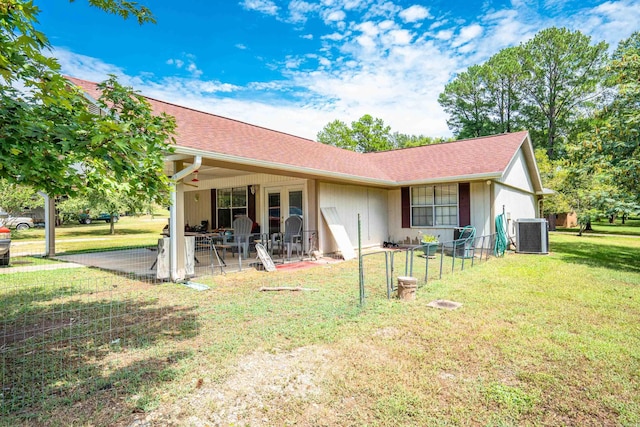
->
[38,0,640,140]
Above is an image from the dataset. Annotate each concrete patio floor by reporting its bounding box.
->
[53,247,332,279]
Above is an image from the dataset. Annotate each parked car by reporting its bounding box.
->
[1,216,35,230]
[78,212,120,224]
[0,226,10,266]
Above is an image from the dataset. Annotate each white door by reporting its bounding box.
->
[264,185,304,236]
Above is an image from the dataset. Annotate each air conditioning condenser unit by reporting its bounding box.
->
[515,219,549,254]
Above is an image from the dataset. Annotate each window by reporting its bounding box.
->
[411,184,458,227]
[217,187,247,228]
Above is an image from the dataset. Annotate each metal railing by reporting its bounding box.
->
[359,233,500,302]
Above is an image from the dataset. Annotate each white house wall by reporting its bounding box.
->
[499,148,534,193]
[317,182,388,253]
[183,189,211,229]
[494,147,538,237]
[470,182,491,237]
[494,183,536,237]
[182,173,304,231]
[388,184,492,244]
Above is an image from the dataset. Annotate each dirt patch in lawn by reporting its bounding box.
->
[133,345,334,426]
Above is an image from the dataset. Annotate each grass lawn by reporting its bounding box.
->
[8,214,169,255]
[557,218,640,236]
[2,233,639,426]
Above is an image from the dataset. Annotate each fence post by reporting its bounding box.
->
[385,251,392,299]
[439,242,444,279]
[358,214,364,306]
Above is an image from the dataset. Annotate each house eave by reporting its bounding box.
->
[536,188,555,196]
[395,172,503,187]
[171,146,396,187]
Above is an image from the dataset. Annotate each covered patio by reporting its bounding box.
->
[53,235,328,280]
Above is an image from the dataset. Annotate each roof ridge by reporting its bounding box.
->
[64,76,318,144]
[143,94,319,144]
[364,130,529,155]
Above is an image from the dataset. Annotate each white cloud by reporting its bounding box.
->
[363,1,401,19]
[322,32,346,41]
[235,43,248,50]
[451,24,483,48]
[165,54,203,78]
[288,0,318,24]
[166,58,185,68]
[578,0,640,46]
[399,5,431,23]
[240,0,278,15]
[355,21,379,38]
[386,29,413,45]
[342,0,366,10]
[323,9,346,23]
[435,29,453,40]
[53,48,126,83]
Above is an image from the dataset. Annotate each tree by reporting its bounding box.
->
[438,27,608,155]
[350,114,395,152]
[0,179,43,215]
[580,32,640,199]
[519,27,608,159]
[484,47,523,134]
[317,114,395,152]
[0,1,174,207]
[317,119,355,150]
[438,65,494,138]
[391,133,451,148]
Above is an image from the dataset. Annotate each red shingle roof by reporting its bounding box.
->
[68,77,533,186]
[367,131,530,183]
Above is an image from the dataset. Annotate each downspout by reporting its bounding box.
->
[537,198,544,219]
[170,156,201,281]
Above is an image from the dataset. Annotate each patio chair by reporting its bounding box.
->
[271,215,303,260]
[232,215,253,259]
[454,225,476,258]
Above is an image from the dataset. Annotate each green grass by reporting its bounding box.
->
[556,218,640,236]
[8,214,168,254]
[1,233,639,426]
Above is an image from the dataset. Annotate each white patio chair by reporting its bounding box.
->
[232,215,253,259]
[271,215,303,260]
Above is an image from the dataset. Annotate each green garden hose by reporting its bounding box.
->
[494,213,508,257]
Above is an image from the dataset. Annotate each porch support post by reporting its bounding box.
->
[170,180,186,281]
[169,156,201,282]
[38,192,56,257]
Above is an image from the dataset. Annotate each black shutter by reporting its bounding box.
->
[247,186,256,222]
[401,187,410,228]
[458,183,470,227]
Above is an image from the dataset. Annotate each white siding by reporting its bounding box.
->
[388,183,493,243]
[499,149,533,193]
[183,189,212,229]
[182,173,307,232]
[193,173,301,190]
[494,183,536,237]
[317,182,388,253]
[470,182,491,237]
[387,189,457,243]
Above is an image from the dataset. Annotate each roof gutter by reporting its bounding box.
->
[395,172,503,187]
[169,155,201,282]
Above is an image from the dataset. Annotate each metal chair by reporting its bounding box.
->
[232,215,253,259]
